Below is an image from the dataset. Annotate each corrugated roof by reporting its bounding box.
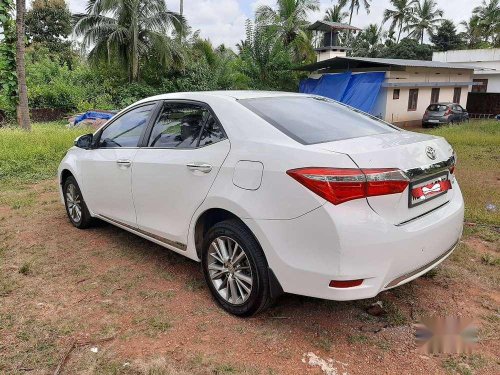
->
[297,56,485,72]
[307,20,361,32]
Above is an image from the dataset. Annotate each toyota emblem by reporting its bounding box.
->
[426,146,436,160]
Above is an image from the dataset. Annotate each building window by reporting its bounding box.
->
[431,88,440,104]
[393,89,400,99]
[408,89,419,111]
[472,79,488,93]
[453,87,461,103]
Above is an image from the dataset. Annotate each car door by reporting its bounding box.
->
[78,102,158,227]
[131,101,230,250]
[452,105,463,123]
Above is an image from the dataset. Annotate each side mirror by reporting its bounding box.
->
[74,133,93,149]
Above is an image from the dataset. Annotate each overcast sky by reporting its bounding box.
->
[67,0,484,48]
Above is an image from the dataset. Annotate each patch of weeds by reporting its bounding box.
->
[0,278,15,297]
[374,338,391,351]
[442,354,488,375]
[356,310,379,323]
[148,315,172,333]
[384,301,408,326]
[422,267,439,278]
[315,330,333,351]
[160,270,175,281]
[214,363,238,374]
[186,278,205,291]
[348,334,369,345]
[481,253,500,266]
[19,262,32,276]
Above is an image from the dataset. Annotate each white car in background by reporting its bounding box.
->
[58,91,464,316]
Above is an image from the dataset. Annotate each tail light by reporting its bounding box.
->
[287,168,409,205]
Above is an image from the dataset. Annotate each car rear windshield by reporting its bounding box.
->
[239,96,398,145]
[427,104,448,111]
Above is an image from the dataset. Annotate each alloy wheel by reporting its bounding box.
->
[207,236,253,305]
[66,183,82,223]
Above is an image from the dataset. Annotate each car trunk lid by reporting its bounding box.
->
[311,131,456,224]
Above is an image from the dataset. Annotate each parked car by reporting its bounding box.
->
[422,103,469,128]
[59,92,464,316]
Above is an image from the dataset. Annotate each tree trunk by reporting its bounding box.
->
[15,0,31,130]
[347,2,354,41]
[131,13,139,82]
[397,22,402,43]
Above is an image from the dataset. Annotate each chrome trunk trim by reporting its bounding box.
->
[404,156,455,181]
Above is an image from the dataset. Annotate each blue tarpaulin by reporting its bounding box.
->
[299,72,385,114]
[74,111,115,125]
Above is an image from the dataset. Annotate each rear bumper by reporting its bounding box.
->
[244,183,464,301]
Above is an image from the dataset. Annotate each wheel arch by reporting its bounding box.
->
[60,168,74,185]
[193,207,284,299]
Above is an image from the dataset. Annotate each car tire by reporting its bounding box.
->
[201,219,272,316]
[63,176,93,229]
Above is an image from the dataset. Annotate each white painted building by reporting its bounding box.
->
[300,56,478,127]
[433,49,500,93]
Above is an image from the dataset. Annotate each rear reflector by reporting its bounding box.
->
[287,168,409,205]
[329,279,364,288]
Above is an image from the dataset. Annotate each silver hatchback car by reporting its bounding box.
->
[422,103,469,128]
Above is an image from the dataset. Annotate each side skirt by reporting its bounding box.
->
[97,214,187,252]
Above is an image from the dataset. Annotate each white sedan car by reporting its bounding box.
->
[58,91,464,316]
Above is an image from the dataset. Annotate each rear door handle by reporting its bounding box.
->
[186,163,212,173]
[116,159,132,168]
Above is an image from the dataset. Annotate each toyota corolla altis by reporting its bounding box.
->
[58,91,464,316]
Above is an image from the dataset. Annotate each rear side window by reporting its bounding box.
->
[239,96,397,145]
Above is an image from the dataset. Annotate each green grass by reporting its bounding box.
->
[424,120,500,225]
[0,121,92,184]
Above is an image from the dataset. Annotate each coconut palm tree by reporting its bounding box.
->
[472,0,499,44]
[459,16,483,48]
[323,1,349,23]
[73,0,186,82]
[345,0,371,27]
[406,0,443,44]
[382,0,417,43]
[351,23,384,57]
[255,0,319,46]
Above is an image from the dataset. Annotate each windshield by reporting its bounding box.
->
[239,96,398,145]
[427,104,448,112]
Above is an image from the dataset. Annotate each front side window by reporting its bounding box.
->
[240,96,397,145]
[148,103,207,148]
[99,104,155,148]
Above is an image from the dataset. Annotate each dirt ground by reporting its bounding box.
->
[0,180,498,375]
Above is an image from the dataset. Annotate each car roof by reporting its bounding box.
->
[136,90,307,104]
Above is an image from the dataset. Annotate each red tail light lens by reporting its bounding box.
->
[329,279,364,288]
[286,167,409,205]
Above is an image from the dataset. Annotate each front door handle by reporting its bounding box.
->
[116,159,132,168]
[186,163,212,173]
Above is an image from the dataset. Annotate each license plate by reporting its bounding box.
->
[428,119,439,123]
[408,172,451,208]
